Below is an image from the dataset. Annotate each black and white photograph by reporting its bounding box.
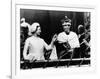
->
[12,4,97,79]
[0,0,98,78]
[19,5,91,69]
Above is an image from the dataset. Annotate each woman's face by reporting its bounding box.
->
[35,26,41,36]
[62,22,71,33]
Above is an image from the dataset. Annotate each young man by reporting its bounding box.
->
[57,16,80,59]
[23,22,57,61]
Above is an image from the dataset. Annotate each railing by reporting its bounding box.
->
[20,58,90,69]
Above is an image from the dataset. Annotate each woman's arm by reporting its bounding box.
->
[44,34,57,50]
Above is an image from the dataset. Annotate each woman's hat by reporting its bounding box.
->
[28,22,40,35]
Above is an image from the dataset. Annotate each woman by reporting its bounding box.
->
[23,22,57,61]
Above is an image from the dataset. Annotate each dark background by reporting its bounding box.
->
[20,9,89,44]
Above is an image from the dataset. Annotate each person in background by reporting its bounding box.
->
[20,17,31,42]
[78,25,90,58]
[20,18,30,29]
[20,18,31,60]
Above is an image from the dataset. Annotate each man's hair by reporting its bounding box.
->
[78,25,85,34]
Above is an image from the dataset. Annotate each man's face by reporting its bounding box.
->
[36,26,41,36]
[62,22,71,33]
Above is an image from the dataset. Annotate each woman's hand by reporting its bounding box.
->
[51,34,57,43]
